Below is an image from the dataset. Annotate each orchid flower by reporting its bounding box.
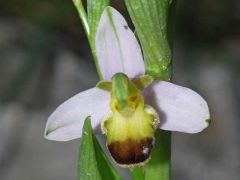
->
[44,7,210,167]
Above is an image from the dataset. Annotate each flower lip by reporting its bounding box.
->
[107,137,153,168]
[102,73,160,167]
[101,104,160,167]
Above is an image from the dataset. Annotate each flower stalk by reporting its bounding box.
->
[73,0,109,79]
[72,0,90,36]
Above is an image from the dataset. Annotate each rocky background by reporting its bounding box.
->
[0,0,239,179]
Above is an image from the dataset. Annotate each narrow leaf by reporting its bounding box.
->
[125,0,173,80]
[93,135,122,180]
[87,0,109,46]
[78,117,101,180]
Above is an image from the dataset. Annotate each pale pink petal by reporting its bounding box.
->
[45,87,110,141]
[144,81,210,133]
[95,7,145,80]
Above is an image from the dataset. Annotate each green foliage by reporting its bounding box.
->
[87,0,110,46]
[78,117,101,180]
[125,0,173,80]
[131,167,144,180]
[93,135,122,180]
[78,117,122,180]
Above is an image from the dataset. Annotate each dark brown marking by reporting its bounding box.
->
[124,25,128,29]
[129,96,137,102]
[108,138,153,165]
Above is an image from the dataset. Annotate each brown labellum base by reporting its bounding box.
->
[107,137,154,168]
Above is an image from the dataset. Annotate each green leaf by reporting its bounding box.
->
[125,0,174,80]
[131,167,145,180]
[87,0,109,46]
[93,135,122,180]
[87,0,109,80]
[144,130,171,180]
[78,117,101,180]
[78,117,122,180]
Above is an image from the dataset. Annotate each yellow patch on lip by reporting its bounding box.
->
[101,104,159,167]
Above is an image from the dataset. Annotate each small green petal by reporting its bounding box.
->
[96,81,112,91]
[133,75,154,90]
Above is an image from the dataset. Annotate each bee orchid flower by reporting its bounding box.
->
[44,7,210,167]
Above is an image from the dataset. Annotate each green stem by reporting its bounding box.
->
[72,0,106,79]
[72,0,90,36]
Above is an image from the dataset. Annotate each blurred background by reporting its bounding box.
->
[0,0,239,179]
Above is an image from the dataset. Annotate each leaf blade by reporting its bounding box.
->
[78,117,101,180]
[87,0,109,46]
[125,0,173,80]
[131,167,145,180]
[93,135,122,180]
